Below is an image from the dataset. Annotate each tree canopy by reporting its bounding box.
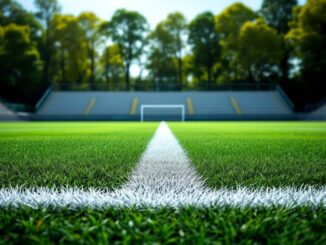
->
[261,0,298,34]
[286,0,326,103]
[0,24,41,101]
[215,3,258,82]
[148,21,178,87]
[0,0,324,107]
[109,9,149,89]
[237,19,283,82]
[188,12,221,84]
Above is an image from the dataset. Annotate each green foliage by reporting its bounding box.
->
[78,12,104,85]
[101,44,125,88]
[0,122,157,188]
[0,0,42,40]
[216,3,258,44]
[0,0,42,103]
[164,12,187,85]
[34,0,60,25]
[260,0,298,34]
[286,0,326,102]
[110,9,149,88]
[236,19,283,82]
[34,0,61,84]
[148,21,178,86]
[170,122,326,188]
[51,14,89,85]
[0,24,41,102]
[188,12,221,83]
[147,12,187,87]
[215,3,258,82]
[260,0,298,85]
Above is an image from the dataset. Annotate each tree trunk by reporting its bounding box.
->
[281,50,290,84]
[207,66,212,85]
[43,54,50,84]
[125,63,130,91]
[177,38,183,90]
[89,44,95,89]
[177,57,183,90]
[60,47,65,84]
[90,56,95,89]
[43,19,52,85]
[248,67,255,83]
[104,51,110,90]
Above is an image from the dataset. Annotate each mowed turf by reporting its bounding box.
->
[0,122,158,188]
[1,207,325,244]
[0,122,325,244]
[170,122,326,188]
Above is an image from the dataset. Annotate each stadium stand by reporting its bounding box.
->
[0,102,18,120]
[36,90,294,120]
[0,102,15,115]
[313,104,326,115]
[306,103,326,120]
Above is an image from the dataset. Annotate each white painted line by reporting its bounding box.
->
[0,122,325,208]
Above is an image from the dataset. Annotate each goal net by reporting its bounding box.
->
[140,105,185,122]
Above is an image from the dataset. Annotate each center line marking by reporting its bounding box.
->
[0,122,325,208]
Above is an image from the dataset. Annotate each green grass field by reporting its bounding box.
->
[0,122,325,244]
[0,122,158,188]
[170,122,326,188]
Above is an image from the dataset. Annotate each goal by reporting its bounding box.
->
[140,105,185,122]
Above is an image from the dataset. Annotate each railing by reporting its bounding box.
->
[276,85,294,110]
[35,85,53,112]
[304,98,326,113]
[7,103,34,113]
[52,82,278,92]
[0,97,34,113]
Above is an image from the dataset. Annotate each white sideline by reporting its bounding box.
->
[0,122,325,209]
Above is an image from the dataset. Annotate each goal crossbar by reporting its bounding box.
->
[140,105,185,122]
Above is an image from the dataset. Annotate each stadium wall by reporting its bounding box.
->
[31,89,297,121]
[2,89,325,121]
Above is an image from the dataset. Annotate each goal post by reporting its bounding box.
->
[140,105,185,122]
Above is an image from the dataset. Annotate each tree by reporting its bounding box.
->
[78,12,104,87]
[260,0,298,83]
[101,44,124,89]
[215,3,257,82]
[51,14,88,85]
[261,0,298,34]
[34,0,61,84]
[0,24,41,102]
[0,0,42,41]
[109,9,149,90]
[164,12,187,86]
[236,19,283,82]
[188,12,221,84]
[286,0,326,103]
[147,22,178,89]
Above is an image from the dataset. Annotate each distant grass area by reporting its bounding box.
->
[170,122,326,188]
[0,122,158,188]
[0,207,325,244]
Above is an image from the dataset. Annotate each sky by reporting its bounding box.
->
[18,0,306,29]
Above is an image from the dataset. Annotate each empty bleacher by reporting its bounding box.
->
[36,90,293,120]
[0,102,17,120]
[306,103,326,120]
[0,102,14,115]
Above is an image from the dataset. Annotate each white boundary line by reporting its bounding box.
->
[0,122,325,209]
